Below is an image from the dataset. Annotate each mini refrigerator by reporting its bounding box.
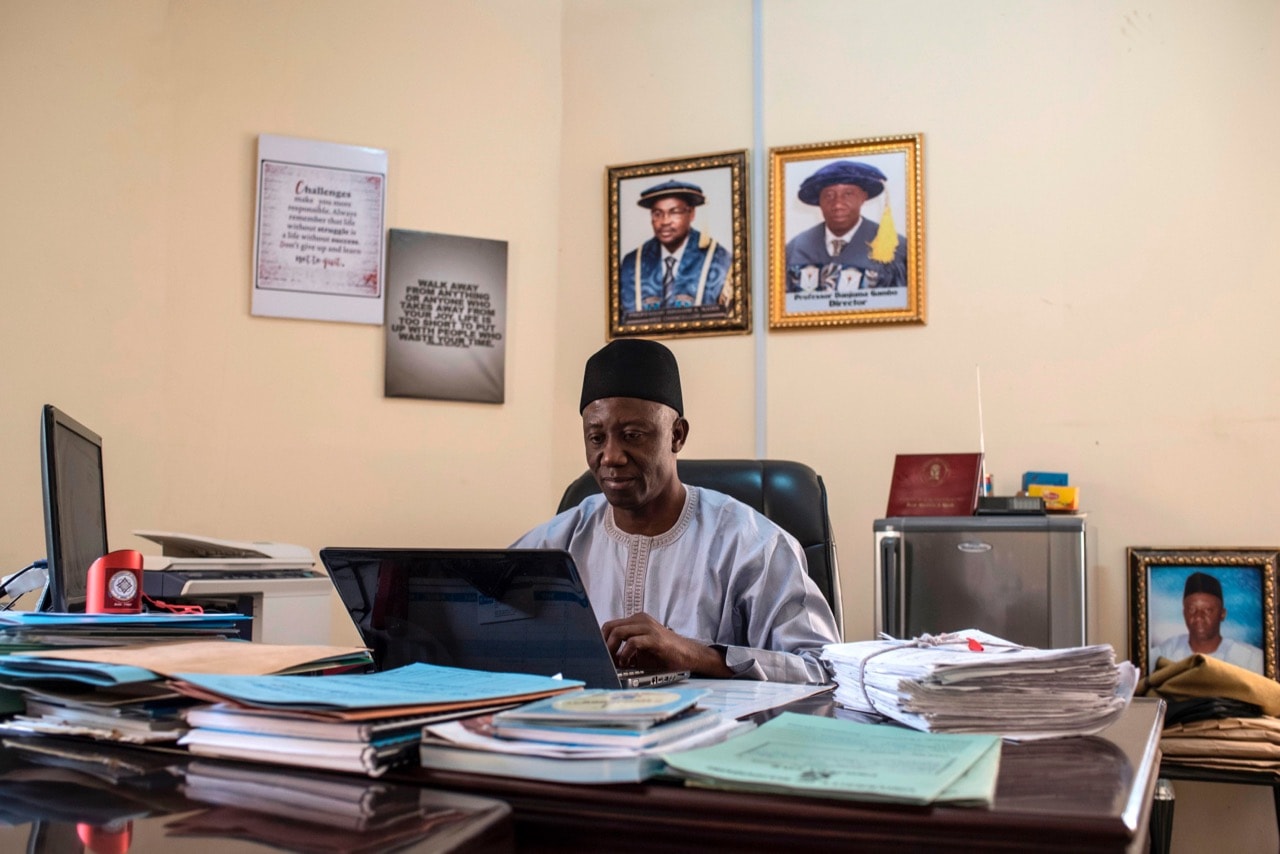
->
[874,515,1086,648]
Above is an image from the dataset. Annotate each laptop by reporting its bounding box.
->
[319,548,689,690]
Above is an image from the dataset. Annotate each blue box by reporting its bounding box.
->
[1022,471,1069,492]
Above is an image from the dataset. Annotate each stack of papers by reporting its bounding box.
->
[0,641,373,744]
[175,662,582,776]
[821,630,1137,740]
[663,712,1001,807]
[0,612,251,649]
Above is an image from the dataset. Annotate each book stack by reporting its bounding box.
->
[175,662,582,776]
[821,629,1137,740]
[181,705,462,775]
[0,641,371,744]
[420,687,745,784]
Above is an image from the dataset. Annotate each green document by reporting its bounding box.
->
[662,712,1001,806]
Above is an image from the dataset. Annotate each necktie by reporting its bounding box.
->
[830,239,847,257]
[662,257,676,289]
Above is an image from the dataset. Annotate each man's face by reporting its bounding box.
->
[649,196,695,251]
[583,397,687,511]
[1183,592,1226,644]
[817,182,869,235]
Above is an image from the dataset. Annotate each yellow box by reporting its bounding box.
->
[1027,484,1079,511]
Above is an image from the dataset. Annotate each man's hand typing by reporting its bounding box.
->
[601,612,733,677]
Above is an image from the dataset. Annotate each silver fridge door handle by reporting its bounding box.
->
[957,541,993,553]
[880,532,903,638]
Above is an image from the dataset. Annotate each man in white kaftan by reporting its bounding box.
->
[1149,570,1265,675]
[514,338,840,684]
[1151,634,1263,674]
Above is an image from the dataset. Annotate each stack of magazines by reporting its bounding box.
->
[420,687,745,784]
[821,629,1137,740]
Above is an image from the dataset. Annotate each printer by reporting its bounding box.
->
[138,531,334,645]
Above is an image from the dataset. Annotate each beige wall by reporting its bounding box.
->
[1,0,567,566]
[555,0,758,480]
[2,1,1278,850]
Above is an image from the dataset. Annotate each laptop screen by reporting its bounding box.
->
[320,548,623,689]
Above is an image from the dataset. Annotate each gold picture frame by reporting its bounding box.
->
[768,134,925,330]
[1128,547,1278,679]
[606,150,750,339]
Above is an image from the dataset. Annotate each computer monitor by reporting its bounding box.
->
[40,404,108,612]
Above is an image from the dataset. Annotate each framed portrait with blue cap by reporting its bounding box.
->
[606,150,750,339]
[1128,547,1278,679]
[768,134,924,329]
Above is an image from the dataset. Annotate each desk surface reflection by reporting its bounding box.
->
[0,735,512,854]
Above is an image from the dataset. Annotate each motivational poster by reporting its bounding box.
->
[385,229,508,403]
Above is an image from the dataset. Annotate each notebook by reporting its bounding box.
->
[319,548,689,690]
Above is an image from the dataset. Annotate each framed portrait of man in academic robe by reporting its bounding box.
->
[606,150,750,340]
[768,134,925,330]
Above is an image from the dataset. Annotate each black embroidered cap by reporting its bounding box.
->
[1183,571,1224,601]
[579,339,683,416]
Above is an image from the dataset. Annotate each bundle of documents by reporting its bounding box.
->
[421,688,744,784]
[663,712,1001,807]
[0,641,373,744]
[821,630,1137,740]
[175,662,582,776]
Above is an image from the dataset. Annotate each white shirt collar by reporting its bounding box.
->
[661,235,690,266]
[825,221,860,248]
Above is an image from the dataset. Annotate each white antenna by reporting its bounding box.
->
[976,366,989,493]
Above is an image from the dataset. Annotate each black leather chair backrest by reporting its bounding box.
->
[557,459,843,635]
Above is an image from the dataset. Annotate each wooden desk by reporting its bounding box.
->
[0,698,1164,852]
[396,696,1166,853]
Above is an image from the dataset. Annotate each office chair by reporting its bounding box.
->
[557,459,844,635]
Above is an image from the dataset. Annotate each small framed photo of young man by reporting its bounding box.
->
[606,151,750,339]
[1128,547,1278,679]
[768,134,925,330]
